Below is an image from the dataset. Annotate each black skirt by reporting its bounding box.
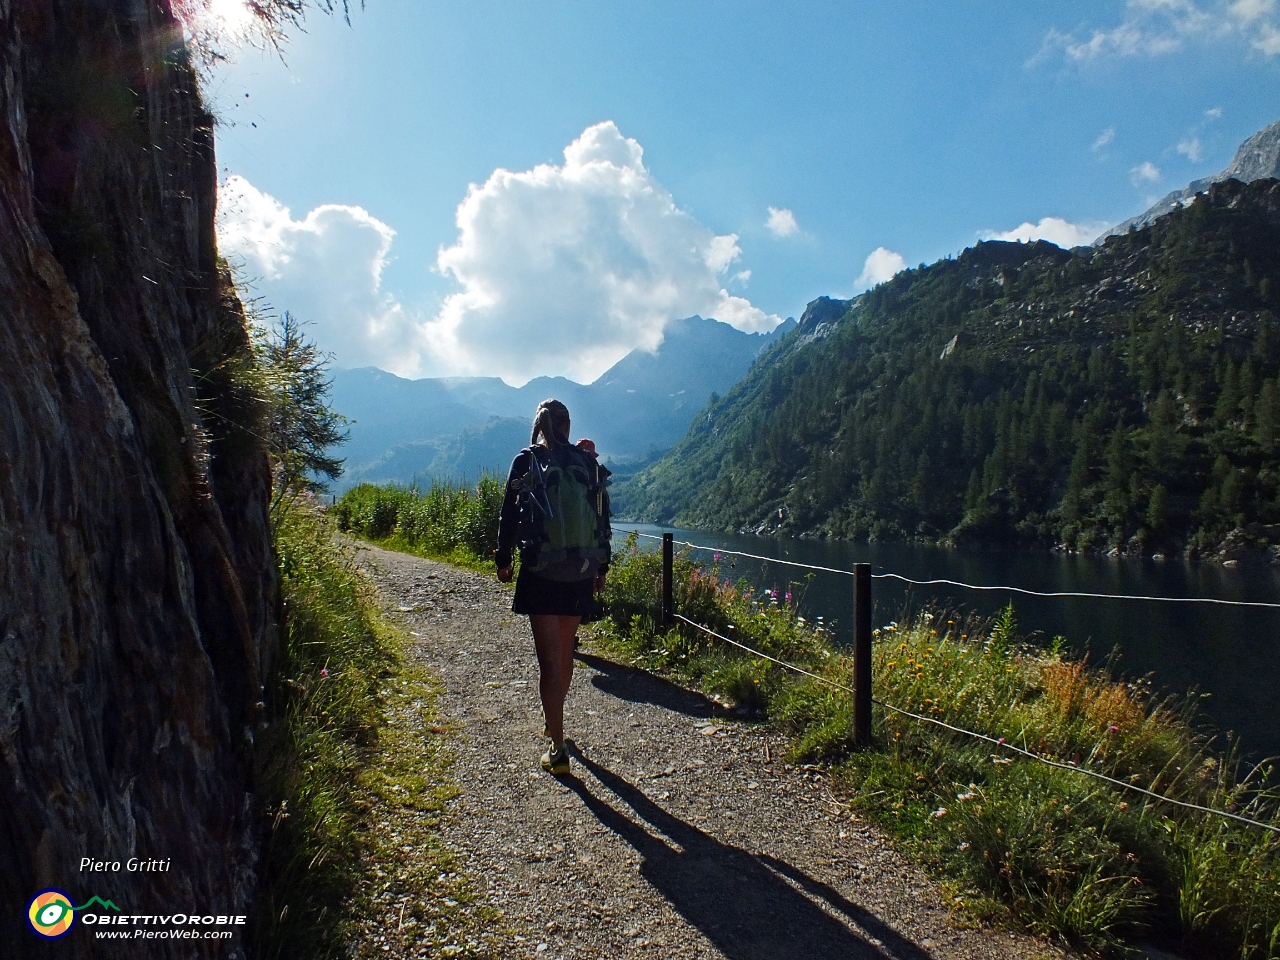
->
[512,569,603,620]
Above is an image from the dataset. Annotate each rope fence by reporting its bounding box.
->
[630,530,1280,609]
[670,612,1280,836]
[638,530,1279,836]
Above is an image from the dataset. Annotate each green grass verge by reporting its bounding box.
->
[249,501,500,959]
[588,532,1280,959]
[332,480,503,574]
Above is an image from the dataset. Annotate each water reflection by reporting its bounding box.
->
[613,523,1280,760]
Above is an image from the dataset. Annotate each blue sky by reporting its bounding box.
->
[201,0,1280,384]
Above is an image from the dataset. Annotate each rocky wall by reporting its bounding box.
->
[0,1,275,956]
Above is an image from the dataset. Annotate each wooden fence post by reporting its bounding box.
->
[661,533,674,627]
[854,562,873,747]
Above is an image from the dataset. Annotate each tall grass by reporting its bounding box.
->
[595,533,1280,958]
[249,502,400,959]
[333,478,504,571]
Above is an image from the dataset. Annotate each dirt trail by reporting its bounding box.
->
[358,543,1066,960]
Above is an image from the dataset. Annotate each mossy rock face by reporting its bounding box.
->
[0,1,274,948]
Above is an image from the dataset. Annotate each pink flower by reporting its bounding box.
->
[784,592,793,603]
[320,668,329,678]
[1108,725,1120,733]
[712,553,722,563]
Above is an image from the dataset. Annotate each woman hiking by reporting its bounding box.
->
[495,399,611,775]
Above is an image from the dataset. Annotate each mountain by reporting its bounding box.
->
[341,416,531,488]
[617,178,1280,561]
[1098,118,1280,241]
[329,315,796,489]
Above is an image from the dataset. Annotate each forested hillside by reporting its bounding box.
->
[618,178,1280,560]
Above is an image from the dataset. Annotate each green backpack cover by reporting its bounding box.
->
[518,443,609,574]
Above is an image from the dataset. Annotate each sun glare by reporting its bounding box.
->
[203,0,257,39]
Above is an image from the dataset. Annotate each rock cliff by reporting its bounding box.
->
[1,1,274,955]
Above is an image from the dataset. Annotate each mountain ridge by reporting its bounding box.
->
[617,178,1280,562]
[332,314,796,489]
[1098,117,1280,241]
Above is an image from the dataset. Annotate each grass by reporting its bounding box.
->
[332,479,504,574]
[249,500,500,959]
[590,532,1280,959]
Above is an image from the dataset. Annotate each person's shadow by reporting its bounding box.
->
[564,752,935,960]
[575,652,725,719]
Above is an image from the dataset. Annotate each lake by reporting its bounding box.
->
[614,523,1280,761]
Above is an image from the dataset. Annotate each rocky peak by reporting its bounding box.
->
[1098,117,1280,241]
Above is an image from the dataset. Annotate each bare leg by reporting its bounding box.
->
[531,614,581,743]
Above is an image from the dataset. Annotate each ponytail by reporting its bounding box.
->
[531,399,570,447]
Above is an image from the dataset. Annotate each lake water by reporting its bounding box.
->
[614,523,1280,760]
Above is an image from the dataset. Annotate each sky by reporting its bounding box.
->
[195,0,1280,386]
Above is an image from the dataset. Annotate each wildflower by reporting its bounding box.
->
[320,668,329,678]
[958,842,970,851]
[956,791,978,802]
[931,807,948,819]
[899,642,907,650]
[785,592,793,603]
[886,661,897,669]
[713,553,721,563]
[1118,802,1129,811]
[1107,724,1120,733]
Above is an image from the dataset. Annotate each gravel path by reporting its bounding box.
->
[358,543,1068,960]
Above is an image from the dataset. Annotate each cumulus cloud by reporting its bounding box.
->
[216,175,424,377]
[217,123,781,385]
[1093,127,1116,151]
[856,247,907,290]
[981,217,1112,248]
[426,121,779,385]
[1131,160,1163,184]
[1037,0,1280,62]
[766,206,799,237]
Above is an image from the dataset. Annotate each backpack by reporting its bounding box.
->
[515,443,610,575]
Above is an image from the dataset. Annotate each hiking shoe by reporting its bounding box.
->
[541,741,570,775]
